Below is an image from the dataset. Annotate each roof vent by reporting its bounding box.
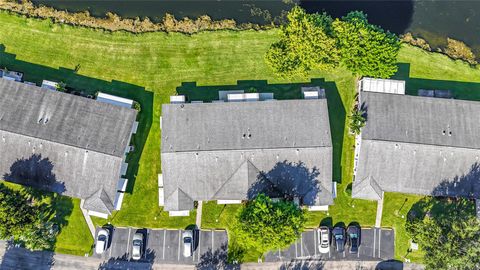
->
[442,130,446,135]
[247,134,252,139]
[448,131,452,136]
[38,118,43,123]
[242,134,246,139]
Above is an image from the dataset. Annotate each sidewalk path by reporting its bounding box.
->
[196,201,203,229]
[375,193,385,228]
[80,199,96,239]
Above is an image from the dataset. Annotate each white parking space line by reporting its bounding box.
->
[278,248,281,259]
[162,230,166,260]
[378,229,382,258]
[373,228,376,257]
[177,230,182,261]
[357,245,360,258]
[211,230,214,252]
[196,231,201,262]
[343,251,345,258]
[300,234,304,257]
[109,230,113,258]
[313,230,317,257]
[295,240,298,258]
[127,228,132,256]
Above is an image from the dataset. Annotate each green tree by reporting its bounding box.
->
[265,6,339,77]
[348,107,366,135]
[235,194,305,257]
[333,11,400,78]
[406,198,480,270]
[0,183,57,250]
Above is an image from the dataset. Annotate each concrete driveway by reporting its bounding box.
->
[93,227,228,265]
[264,227,394,262]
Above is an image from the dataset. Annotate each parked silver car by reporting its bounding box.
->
[132,232,144,260]
[182,230,193,257]
[317,226,330,254]
[95,229,109,254]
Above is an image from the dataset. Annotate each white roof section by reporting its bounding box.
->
[41,80,58,91]
[227,93,260,102]
[170,95,186,104]
[97,92,134,108]
[360,77,405,95]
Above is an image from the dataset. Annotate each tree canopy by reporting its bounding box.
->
[233,194,305,259]
[266,7,400,78]
[0,183,58,250]
[265,6,339,77]
[406,198,480,270]
[333,11,400,78]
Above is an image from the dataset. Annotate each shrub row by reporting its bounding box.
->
[0,0,270,34]
[401,32,477,65]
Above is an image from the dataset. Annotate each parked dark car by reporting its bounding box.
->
[332,226,346,253]
[347,225,360,254]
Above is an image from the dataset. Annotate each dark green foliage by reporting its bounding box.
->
[0,183,58,250]
[56,81,67,92]
[406,198,480,270]
[333,11,400,78]
[266,7,400,78]
[234,194,305,258]
[265,6,339,77]
[348,106,366,135]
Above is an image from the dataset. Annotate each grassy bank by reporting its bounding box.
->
[0,11,479,260]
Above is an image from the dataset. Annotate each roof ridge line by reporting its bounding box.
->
[162,145,332,154]
[362,138,480,152]
[211,160,248,199]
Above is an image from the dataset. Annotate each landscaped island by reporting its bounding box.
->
[0,7,479,265]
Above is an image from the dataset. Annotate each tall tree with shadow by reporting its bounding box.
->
[1,154,71,251]
[406,164,480,270]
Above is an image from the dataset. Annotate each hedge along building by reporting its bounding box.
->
[160,90,334,216]
[353,78,480,216]
[0,79,137,218]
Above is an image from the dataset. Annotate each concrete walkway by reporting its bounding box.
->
[375,193,385,228]
[196,201,203,229]
[79,199,96,238]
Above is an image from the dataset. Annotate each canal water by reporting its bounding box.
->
[32,0,480,56]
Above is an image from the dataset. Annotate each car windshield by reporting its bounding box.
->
[335,234,343,240]
[133,240,142,246]
[350,233,358,238]
[98,235,106,242]
[184,237,192,244]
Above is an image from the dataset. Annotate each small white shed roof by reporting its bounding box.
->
[360,77,405,95]
[97,92,134,108]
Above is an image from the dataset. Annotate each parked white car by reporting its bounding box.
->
[95,229,109,254]
[132,232,144,260]
[182,230,193,257]
[318,226,330,254]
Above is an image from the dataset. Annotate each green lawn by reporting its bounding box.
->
[0,11,479,260]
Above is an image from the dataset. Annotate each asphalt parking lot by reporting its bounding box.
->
[264,227,394,262]
[93,227,228,265]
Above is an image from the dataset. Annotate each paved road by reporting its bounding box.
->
[265,228,394,262]
[93,227,228,265]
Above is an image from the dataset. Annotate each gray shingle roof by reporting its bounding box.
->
[0,80,137,213]
[161,100,333,211]
[355,92,480,199]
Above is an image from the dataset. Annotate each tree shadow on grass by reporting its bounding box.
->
[176,78,344,183]
[0,44,153,194]
[393,62,480,101]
